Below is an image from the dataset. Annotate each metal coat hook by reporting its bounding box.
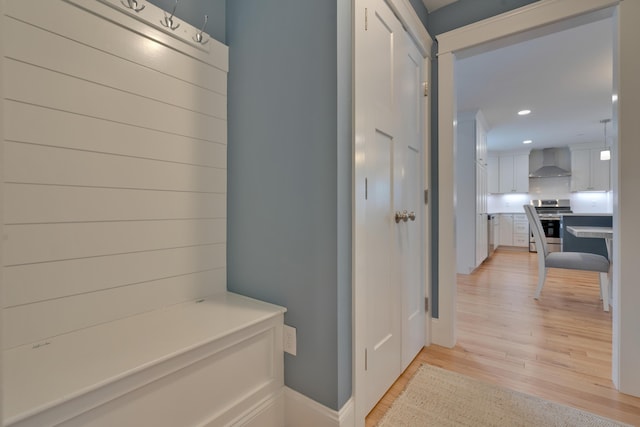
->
[161,0,180,30]
[193,15,209,44]
[121,0,145,12]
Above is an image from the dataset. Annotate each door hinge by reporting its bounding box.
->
[365,348,368,370]
[424,189,429,205]
[423,81,429,97]
[365,8,368,31]
[365,178,368,200]
[425,297,429,312]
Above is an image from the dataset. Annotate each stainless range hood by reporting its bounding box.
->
[529,148,571,178]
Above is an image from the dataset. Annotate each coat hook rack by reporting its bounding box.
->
[161,0,180,30]
[121,0,145,12]
[193,15,209,44]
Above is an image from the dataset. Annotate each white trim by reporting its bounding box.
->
[285,388,354,427]
[386,0,433,57]
[0,0,5,420]
[338,398,355,427]
[422,54,432,348]
[614,0,640,397]
[433,50,457,348]
[228,389,285,427]
[437,0,618,54]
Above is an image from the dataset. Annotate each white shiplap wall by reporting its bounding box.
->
[2,0,228,350]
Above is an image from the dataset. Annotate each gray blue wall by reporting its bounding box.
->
[408,0,428,27]
[148,0,351,410]
[427,0,539,36]
[225,0,351,411]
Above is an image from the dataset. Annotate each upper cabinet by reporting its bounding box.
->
[456,110,489,274]
[500,153,529,193]
[487,156,499,193]
[570,145,610,191]
[475,113,488,166]
[488,152,530,194]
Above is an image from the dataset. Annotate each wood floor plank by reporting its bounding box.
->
[366,248,640,426]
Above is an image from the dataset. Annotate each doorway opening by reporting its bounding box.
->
[435,0,620,387]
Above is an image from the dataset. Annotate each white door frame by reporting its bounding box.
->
[435,0,625,377]
[0,0,5,421]
[352,0,432,425]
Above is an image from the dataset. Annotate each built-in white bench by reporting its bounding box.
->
[4,292,286,427]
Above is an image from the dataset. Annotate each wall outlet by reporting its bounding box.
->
[283,324,297,356]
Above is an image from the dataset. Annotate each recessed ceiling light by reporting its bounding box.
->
[518,109,531,116]
[523,140,533,144]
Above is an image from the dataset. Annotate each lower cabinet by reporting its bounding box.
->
[476,213,488,267]
[562,215,612,259]
[498,214,529,248]
[499,214,513,246]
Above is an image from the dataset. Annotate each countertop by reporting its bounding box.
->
[566,225,613,239]
[561,213,612,216]
[489,212,612,216]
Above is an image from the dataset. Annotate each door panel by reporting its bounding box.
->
[397,33,425,370]
[362,0,402,411]
[365,129,400,409]
[399,145,424,368]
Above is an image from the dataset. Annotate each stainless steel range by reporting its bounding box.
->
[529,199,572,253]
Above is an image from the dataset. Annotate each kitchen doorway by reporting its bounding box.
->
[434,0,621,386]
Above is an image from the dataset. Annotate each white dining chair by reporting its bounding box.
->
[523,204,610,311]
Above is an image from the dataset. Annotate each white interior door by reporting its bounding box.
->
[355,0,426,414]
[396,31,426,370]
[361,0,403,411]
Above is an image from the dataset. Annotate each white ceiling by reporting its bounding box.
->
[422,0,458,13]
[455,16,613,152]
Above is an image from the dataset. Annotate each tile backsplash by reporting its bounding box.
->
[488,176,612,213]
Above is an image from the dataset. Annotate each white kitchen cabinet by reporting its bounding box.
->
[488,151,529,194]
[475,164,488,265]
[475,114,488,166]
[498,213,529,247]
[513,214,529,247]
[476,213,488,266]
[492,214,500,248]
[487,156,499,193]
[498,153,530,193]
[499,214,514,247]
[456,110,489,274]
[570,146,610,191]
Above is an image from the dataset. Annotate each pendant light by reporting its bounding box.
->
[600,118,611,161]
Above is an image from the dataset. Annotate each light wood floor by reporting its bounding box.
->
[366,248,640,426]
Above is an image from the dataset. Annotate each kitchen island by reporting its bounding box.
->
[562,214,612,259]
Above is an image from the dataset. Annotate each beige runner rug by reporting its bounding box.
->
[377,364,631,426]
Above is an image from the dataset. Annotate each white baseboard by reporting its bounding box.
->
[431,317,456,348]
[284,387,354,427]
[232,389,285,427]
